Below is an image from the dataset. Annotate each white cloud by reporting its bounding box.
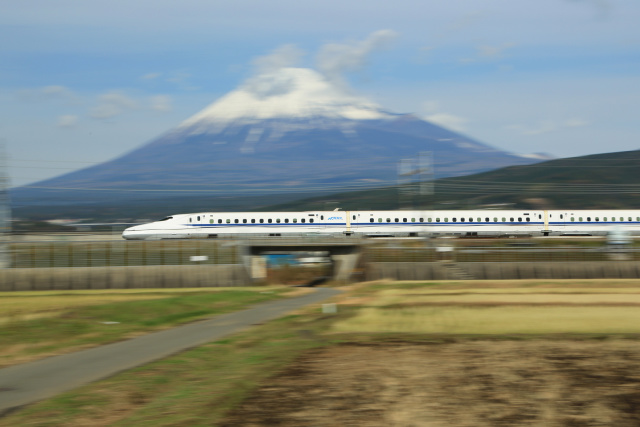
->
[316,29,398,87]
[57,114,79,128]
[233,30,399,104]
[566,0,613,20]
[506,118,588,135]
[425,113,467,133]
[477,43,516,59]
[141,72,161,80]
[460,43,516,63]
[150,95,172,112]
[42,85,71,97]
[165,71,199,91]
[17,85,78,103]
[565,118,589,127]
[421,101,467,132]
[253,44,305,74]
[90,91,138,120]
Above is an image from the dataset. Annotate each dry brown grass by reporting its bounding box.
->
[331,279,640,335]
[331,306,640,334]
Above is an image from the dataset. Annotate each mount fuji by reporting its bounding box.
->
[12,67,541,212]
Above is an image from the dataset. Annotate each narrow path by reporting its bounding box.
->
[0,287,341,415]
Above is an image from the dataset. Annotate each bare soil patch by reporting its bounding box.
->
[221,340,640,426]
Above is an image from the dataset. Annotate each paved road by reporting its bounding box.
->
[0,287,341,415]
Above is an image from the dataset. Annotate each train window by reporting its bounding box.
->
[604,217,607,221]
[579,217,582,222]
[218,219,222,224]
[571,217,575,222]
[209,219,213,224]
[502,218,506,222]
[243,219,247,223]
[620,217,623,221]
[637,217,640,221]
[235,219,239,224]
[293,219,297,223]
[285,219,289,223]
[420,218,424,222]
[485,218,489,222]
[403,218,407,222]
[560,214,563,219]
[428,218,432,222]
[301,218,305,223]
[189,217,192,223]
[526,218,530,222]
[276,219,281,223]
[477,218,481,222]
[226,219,231,223]
[587,217,591,221]
[518,218,522,222]
[510,218,514,222]
[310,218,314,223]
[445,218,449,222]
[353,215,356,220]
[251,219,255,223]
[395,218,399,222]
[268,219,272,223]
[197,216,200,221]
[370,218,374,223]
[321,215,324,220]
[453,218,457,222]
[595,217,599,221]
[436,218,440,222]
[493,218,497,222]
[259,219,264,223]
[630,217,633,221]
[378,218,382,222]
[412,218,415,222]
[539,214,542,219]
[387,218,391,222]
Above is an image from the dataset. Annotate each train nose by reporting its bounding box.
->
[122,225,142,240]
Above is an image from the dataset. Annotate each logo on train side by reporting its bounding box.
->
[327,216,342,221]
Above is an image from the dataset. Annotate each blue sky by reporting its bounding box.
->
[1,0,639,187]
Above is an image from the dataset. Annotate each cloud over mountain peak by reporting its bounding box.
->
[181,67,391,127]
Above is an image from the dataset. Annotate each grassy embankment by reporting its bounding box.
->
[4,279,640,425]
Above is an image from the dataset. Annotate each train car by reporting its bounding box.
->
[121,209,640,240]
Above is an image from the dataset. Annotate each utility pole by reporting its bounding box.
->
[0,140,10,267]
[397,151,434,210]
[397,158,417,209]
[418,151,434,209]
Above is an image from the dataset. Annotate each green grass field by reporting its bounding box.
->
[0,287,288,368]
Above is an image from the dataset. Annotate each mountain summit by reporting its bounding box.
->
[182,68,391,126]
[13,67,540,210]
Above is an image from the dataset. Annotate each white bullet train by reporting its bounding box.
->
[122,209,640,240]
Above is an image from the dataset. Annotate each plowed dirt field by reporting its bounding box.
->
[222,340,640,426]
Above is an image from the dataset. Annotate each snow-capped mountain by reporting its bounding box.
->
[13,67,540,208]
[182,67,391,126]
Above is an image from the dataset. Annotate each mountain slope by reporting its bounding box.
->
[11,67,539,211]
[263,150,640,211]
[12,149,640,221]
